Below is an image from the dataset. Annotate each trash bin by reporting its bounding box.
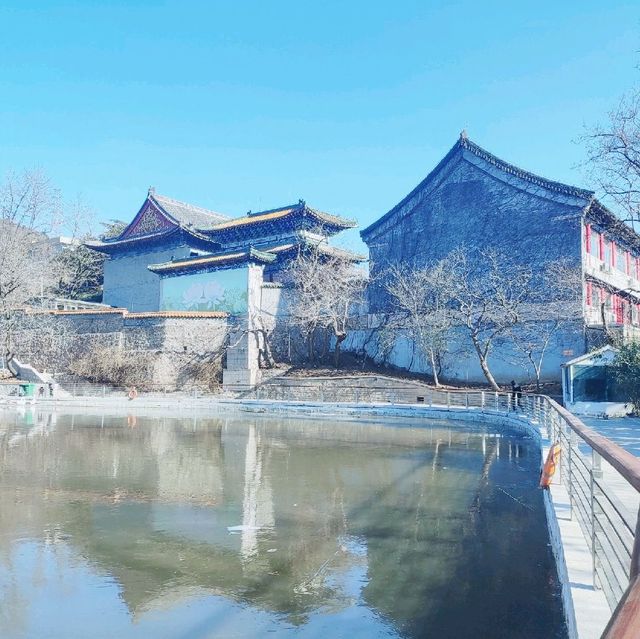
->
[23,383,36,397]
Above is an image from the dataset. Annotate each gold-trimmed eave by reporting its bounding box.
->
[125,310,229,319]
[27,308,228,319]
[147,247,277,276]
[203,203,357,240]
[85,225,221,255]
[265,241,366,262]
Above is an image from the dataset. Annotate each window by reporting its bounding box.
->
[615,246,627,273]
[611,241,617,268]
[584,224,591,254]
[585,281,593,306]
[603,238,612,265]
[590,230,600,258]
[614,295,625,324]
[598,233,605,260]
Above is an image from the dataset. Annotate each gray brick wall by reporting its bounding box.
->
[357,144,588,382]
[365,155,584,311]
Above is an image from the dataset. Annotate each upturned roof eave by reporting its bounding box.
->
[361,135,595,240]
[147,247,277,275]
[266,241,366,262]
[204,204,356,237]
[85,226,220,254]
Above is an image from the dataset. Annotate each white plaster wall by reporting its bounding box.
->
[103,242,191,311]
[344,322,586,385]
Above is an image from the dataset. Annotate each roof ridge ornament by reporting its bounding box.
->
[148,186,156,196]
[459,129,468,141]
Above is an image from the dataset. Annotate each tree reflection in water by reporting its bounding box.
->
[0,408,566,639]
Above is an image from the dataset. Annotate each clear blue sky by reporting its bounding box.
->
[0,1,638,253]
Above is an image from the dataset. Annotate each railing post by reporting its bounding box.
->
[447,392,450,409]
[429,390,433,407]
[590,462,599,589]
[465,392,469,409]
[495,392,499,411]
[481,391,485,411]
[568,427,574,519]
[592,450,603,479]
[631,509,640,582]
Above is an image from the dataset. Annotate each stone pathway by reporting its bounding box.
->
[582,416,640,457]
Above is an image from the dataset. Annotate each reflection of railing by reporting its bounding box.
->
[255,384,640,637]
[40,381,640,636]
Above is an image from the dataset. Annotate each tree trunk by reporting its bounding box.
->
[334,333,346,369]
[307,329,314,364]
[259,329,276,368]
[534,365,541,392]
[471,337,500,391]
[429,349,441,388]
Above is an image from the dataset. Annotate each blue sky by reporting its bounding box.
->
[0,1,638,252]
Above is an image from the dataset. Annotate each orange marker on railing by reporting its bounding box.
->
[540,443,562,489]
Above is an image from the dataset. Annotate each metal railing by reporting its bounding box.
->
[249,383,640,636]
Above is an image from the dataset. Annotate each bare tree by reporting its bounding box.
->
[70,345,155,388]
[383,261,456,386]
[506,260,583,390]
[445,247,533,391]
[54,240,104,300]
[582,87,640,228]
[54,215,126,302]
[286,242,366,368]
[0,170,64,360]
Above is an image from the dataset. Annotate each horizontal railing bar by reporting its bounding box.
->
[548,399,640,494]
[595,520,633,569]
[595,548,627,596]
[594,492,636,539]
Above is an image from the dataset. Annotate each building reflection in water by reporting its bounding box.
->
[0,407,566,639]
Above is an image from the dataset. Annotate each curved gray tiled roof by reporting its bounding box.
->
[458,136,594,200]
[361,134,595,238]
[151,192,230,229]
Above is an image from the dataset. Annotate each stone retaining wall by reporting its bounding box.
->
[9,310,229,388]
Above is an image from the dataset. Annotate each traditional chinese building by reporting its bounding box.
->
[86,189,360,389]
[358,133,640,383]
[87,189,358,314]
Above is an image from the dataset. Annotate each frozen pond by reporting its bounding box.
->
[0,408,566,638]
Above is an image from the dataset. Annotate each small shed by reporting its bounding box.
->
[561,345,631,417]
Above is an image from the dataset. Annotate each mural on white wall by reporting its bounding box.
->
[160,268,248,313]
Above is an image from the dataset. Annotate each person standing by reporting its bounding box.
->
[510,380,522,410]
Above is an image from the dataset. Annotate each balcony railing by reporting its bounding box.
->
[584,253,639,293]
